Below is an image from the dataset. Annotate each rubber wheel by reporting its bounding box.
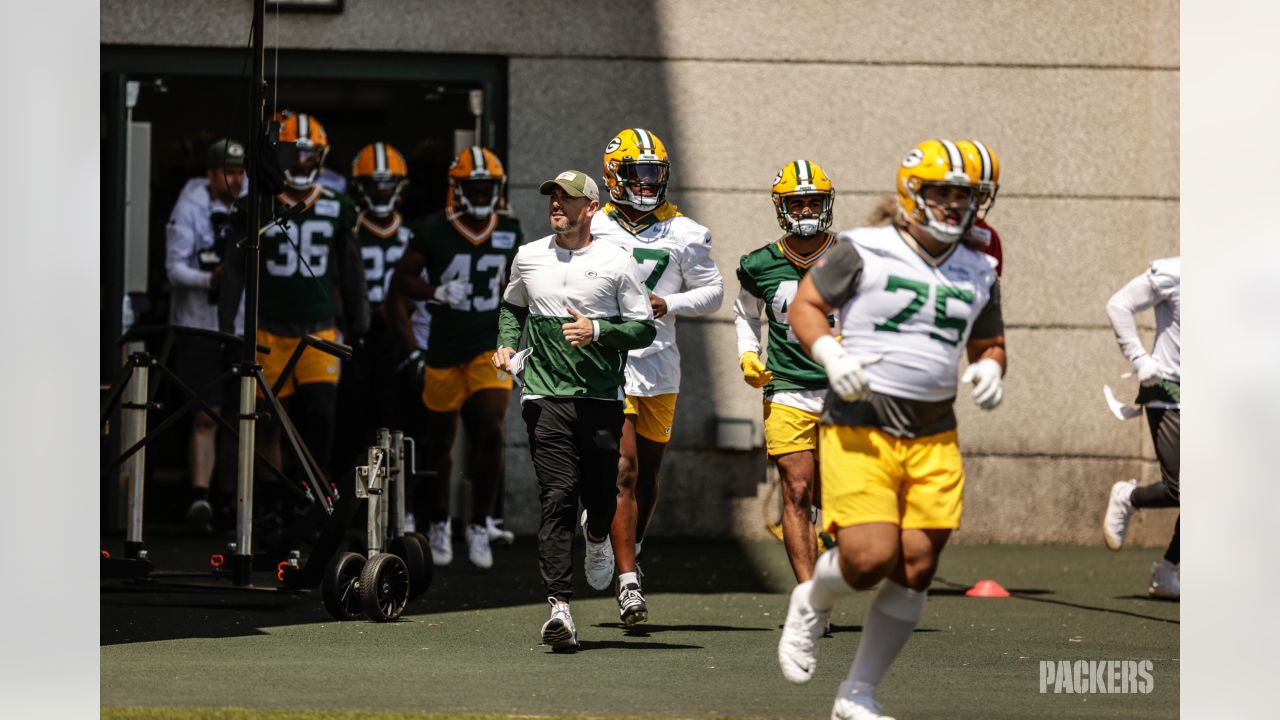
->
[389,534,430,601]
[360,552,410,622]
[406,532,435,597]
[321,552,366,621]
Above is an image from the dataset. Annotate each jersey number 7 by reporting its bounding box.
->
[631,248,670,292]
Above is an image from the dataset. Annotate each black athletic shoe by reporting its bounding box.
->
[185,498,213,536]
[617,582,648,627]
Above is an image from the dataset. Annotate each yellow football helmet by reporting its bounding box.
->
[771,160,835,237]
[275,110,330,191]
[896,139,980,244]
[602,128,670,210]
[351,142,409,217]
[957,139,1000,217]
[447,146,506,219]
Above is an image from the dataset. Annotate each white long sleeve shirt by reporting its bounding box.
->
[1106,256,1180,382]
[164,178,244,334]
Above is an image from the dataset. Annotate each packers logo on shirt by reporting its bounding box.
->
[585,270,598,278]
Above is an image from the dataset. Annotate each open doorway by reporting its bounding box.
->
[101,45,507,527]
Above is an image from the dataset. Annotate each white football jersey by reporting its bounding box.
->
[833,225,1000,402]
[590,205,724,395]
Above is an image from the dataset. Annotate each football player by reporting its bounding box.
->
[958,140,1003,277]
[334,142,415,470]
[391,146,524,570]
[590,128,724,623]
[220,109,368,527]
[735,160,837,584]
[219,110,369,507]
[1102,257,1180,599]
[778,139,1005,720]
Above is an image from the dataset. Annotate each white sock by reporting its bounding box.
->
[848,580,927,688]
[808,548,855,611]
[618,571,639,588]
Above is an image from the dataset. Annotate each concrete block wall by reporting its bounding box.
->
[103,0,1180,544]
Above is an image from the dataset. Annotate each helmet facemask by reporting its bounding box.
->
[453,178,501,219]
[355,176,406,217]
[278,143,328,191]
[911,180,978,245]
[976,181,999,220]
[611,161,669,210]
[776,192,834,237]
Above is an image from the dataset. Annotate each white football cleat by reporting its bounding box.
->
[1103,479,1137,551]
[465,523,493,569]
[581,510,614,591]
[778,580,830,684]
[540,597,578,651]
[1147,559,1180,600]
[485,516,515,545]
[831,681,895,720]
[428,519,453,566]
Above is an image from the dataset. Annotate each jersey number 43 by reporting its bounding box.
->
[439,253,507,311]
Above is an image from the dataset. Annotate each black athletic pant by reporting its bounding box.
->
[522,397,623,600]
[1131,407,1179,563]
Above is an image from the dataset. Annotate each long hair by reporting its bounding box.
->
[867,192,986,251]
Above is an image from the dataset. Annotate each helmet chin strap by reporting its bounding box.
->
[621,183,663,210]
[456,185,499,219]
[793,218,822,237]
[926,224,963,244]
[283,169,317,191]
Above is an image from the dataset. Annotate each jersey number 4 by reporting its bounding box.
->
[873,275,974,346]
[440,253,506,311]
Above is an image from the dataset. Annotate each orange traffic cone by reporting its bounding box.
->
[965,579,1011,598]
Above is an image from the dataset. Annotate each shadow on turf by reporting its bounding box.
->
[102,533,789,647]
[931,576,1179,624]
[568,639,705,652]
[591,622,771,634]
[1115,594,1180,604]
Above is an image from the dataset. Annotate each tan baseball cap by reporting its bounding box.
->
[539,170,599,201]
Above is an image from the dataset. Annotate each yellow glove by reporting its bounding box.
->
[740,351,773,389]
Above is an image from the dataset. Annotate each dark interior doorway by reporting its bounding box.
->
[101,46,507,529]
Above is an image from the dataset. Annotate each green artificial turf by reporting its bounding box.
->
[102,536,1177,720]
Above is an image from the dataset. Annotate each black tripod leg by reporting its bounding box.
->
[100,360,136,428]
[253,368,333,511]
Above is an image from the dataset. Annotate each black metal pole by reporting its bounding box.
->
[232,0,268,587]
[244,0,265,355]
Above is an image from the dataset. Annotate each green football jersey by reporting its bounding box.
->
[259,186,359,325]
[408,210,524,367]
[356,212,412,306]
[736,235,835,393]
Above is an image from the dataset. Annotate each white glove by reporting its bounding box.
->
[961,358,1004,410]
[433,279,468,308]
[1132,355,1171,387]
[811,335,882,402]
